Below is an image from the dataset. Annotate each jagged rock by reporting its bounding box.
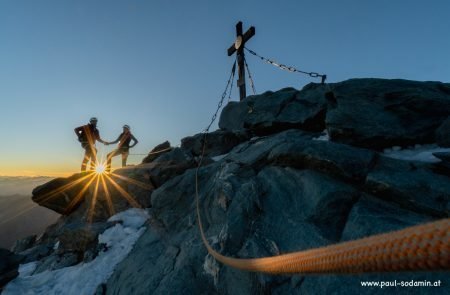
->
[32,173,91,215]
[433,152,450,162]
[341,194,436,241]
[58,223,106,253]
[143,147,197,188]
[11,79,450,294]
[268,136,376,183]
[181,129,249,157]
[256,167,360,242]
[19,244,53,264]
[108,168,154,209]
[365,156,450,217]
[296,195,446,295]
[94,283,107,295]
[142,141,172,163]
[326,78,450,149]
[0,249,21,289]
[435,117,450,147]
[106,123,450,294]
[11,235,36,253]
[31,170,152,220]
[219,85,328,135]
[33,252,79,274]
[225,129,315,168]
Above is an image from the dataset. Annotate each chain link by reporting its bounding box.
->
[244,57,256,95]
[245,47,327,83]
[204,60,236,134]
[227,62,236,103]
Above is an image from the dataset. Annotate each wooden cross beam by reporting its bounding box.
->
[227,21,255,101]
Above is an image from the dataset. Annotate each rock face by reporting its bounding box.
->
[142,141,172,163]
[14,78,450,294]
[104,129,448,294]
[219,85,328,135]
[0,249,21,289]
[181,130,249,157]
[32,173,91,215]
[436,117,450,147]
[219,79,450,149]
[326,79,450,149]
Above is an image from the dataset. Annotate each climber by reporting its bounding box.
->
[105,124,138,172]
[74,117,108,172]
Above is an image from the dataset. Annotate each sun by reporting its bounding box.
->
[95,163,106,174]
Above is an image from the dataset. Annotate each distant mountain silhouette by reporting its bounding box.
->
[0,194,59,249]
[0,176,58,249]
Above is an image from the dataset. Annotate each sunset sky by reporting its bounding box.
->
[1,0,450,176]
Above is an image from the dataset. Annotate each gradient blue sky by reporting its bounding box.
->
[1,0,449,176]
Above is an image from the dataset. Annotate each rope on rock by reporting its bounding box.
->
[128,146,176,156]
[194,61,450,274]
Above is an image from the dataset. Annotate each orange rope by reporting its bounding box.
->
[195,151,449,274]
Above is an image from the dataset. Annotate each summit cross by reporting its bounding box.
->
[227,21,255,101]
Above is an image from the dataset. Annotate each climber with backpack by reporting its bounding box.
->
[105,124,139,173]
[74,117,108,172]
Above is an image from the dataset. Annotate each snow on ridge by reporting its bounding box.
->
[383,144,450,163]
[313,130,329,141]
[211,154,228,162]
[3,208,149,295]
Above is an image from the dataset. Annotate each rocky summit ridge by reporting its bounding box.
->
[1,78,450,294]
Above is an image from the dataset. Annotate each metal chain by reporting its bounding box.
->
[245,47,327,84]
[204,60,236,133]
[196,60,236,171]
[244,57,256,95]
[227,62,236,103]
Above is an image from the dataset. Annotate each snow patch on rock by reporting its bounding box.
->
[3,208,149,295]
[383,144,450,162]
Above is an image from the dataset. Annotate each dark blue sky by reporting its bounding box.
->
[1,0,449,176]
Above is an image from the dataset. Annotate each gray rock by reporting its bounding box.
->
[19,79,450,294]
[142,141,172,163]
[58,224,101,253]
[143,147,197,188]
[32,169,152,221]
[225,129,314,168]
[219,85,328,135]
[32,173,91,215]
[365,156,450,217]
[106,168,154,209]
[326,78,450,149]
[433,152,450,162]
[94,283,107,295]
[295,195,445,295]
[105,120,450,294]
[33,252,79,274]
[181,129,249,157]
[0,248,22,289]
[11,235,37,253]
[19,244,53,263]
[436,117,450,147]
[432,151,450,177]
[341,194,435,241]
[268,137,376,183]
[256,167,359,243]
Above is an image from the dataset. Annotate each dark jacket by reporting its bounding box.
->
[111,131,138,151]
[74,124,101,146]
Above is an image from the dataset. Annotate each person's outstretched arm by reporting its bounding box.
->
[95,129,110,145]
[107,134,121,145]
